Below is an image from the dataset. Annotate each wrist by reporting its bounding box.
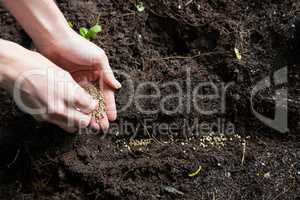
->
[0,40,17,84]
[0,40,30,90]
[32,23,73,49]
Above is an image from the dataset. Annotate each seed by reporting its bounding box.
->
[82,82,105,120]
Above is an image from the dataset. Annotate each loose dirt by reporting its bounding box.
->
[0,0,299,199]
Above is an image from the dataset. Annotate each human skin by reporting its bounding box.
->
[0,0,121,131]
[0,39,97,133]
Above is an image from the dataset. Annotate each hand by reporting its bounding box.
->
[36,29,121,131]
[0,40,97,133]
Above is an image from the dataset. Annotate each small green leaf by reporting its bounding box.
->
[136,2,145,12]
[89,24,102,38]
[79,27,89,38]
[90,24,102,33]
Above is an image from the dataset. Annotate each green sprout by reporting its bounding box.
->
[136,2,145,12]
[79,27,88,37]
[79,15,102,40]
[79,24,102,40]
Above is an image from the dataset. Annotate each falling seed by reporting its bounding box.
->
[82,82,105,120]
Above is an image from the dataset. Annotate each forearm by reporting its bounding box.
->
[0,39,33,91]
[0,40,20,89]
[2,0,71,46]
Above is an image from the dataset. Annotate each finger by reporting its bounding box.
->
[67,83,97,114]
[73,74,88,85]
[67,110,91,130]
[57,39,121,89]
[101,83,117,121]
[90,118,100,131]
[74,87,98,114]
[50,109,91,133]
[97,112,109,131]
[94,50,122,90]
[72,70,98,83]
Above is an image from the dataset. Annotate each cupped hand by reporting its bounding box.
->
[36,29,121,131]
[0,40,97,133]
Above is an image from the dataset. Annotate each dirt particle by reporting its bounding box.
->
[162,186,184,196]
[264,172,271,179]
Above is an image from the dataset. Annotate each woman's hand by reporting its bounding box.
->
[35,29,121,131]
[2,0,121,131]
[0,40,97,133]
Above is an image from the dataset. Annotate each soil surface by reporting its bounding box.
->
[0,0,300,199]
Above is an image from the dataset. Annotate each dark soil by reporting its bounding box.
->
[0,0,300,199]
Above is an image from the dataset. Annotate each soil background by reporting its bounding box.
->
[0,0,300,199]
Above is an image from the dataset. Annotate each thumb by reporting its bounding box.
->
[74,87,98,114]
[67,82,98,114]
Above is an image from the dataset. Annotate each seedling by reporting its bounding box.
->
[79,24,102,40]
[79,14,102,40]
[136,2,145,12]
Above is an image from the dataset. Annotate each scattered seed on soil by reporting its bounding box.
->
[0,0,299,199]
[129,139,153,147]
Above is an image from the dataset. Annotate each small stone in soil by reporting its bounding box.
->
[162,186,184,196]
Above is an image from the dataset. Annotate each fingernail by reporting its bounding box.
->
[114,80,122,89]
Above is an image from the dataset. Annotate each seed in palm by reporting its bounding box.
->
[82,82,105,120]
